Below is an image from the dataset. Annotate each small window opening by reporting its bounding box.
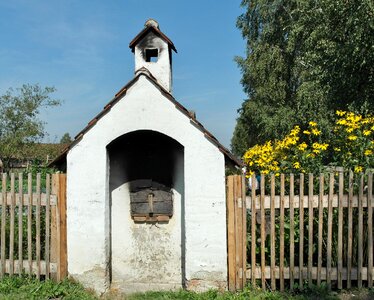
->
[145,48,158,62]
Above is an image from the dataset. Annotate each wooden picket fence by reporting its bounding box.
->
[227,170,374,291]
[0,173,67,280]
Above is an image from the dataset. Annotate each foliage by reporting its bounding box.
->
[0,84,60,171]
[0,276,96,300]
[243,111,373,175]
[60,133,72,144]
[232,0,374,157]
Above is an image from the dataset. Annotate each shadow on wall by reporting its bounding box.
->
[107,130,185,287]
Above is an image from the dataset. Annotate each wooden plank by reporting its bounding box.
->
[347,170,353,288]
[260,174,266,290]
[1,173,7,277]
[246,266,374,281]
[36,173,41,279]
[326,172,334,289]
[270,174,275,290]
[299,173,304,289]
[337,171,343,289]
[27,173,33,275]
[45,174,51,279]
[368,172,373,288]
[9,173,15,276]
[289,174,295,290]
[251,173,256,287]
[18,173,23,276]
[245,194,371,209]
[358,173,364,288]
[234,175,242,290]
[279,174,285,291]
[3,259,57,275]
[317,174,324,285]
[241,174,247,289]
[57,174,67,280]
[5,193,57,206]
[226,176,236,291]
[308,173,313,287]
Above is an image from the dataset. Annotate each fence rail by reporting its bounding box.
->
[0,173,66,280]
[246,171,373,291]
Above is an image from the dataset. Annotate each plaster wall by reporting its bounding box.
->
[66,75,227,293]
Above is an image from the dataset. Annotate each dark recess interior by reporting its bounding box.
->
[107,130,184,195]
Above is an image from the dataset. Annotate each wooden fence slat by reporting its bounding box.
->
[289,174,295,290]
[368,172,373,288]
[308,174,313,287]
[260,174,266,290]
[9,173,15,276]
[338,171,343,289]
[18,173,23,276]
[234,175,243,290]
[299,173,304,289]
[241,174,247,288]
[1,173,7,277]
[36,173,41,279]
[279,174,285,291]
[347,170,353,288]
[317,174,324,285]
[27,173,33,275]
[270,174,276,290]
[251,173,257,287]
[226,176,236,291]
[358,174,364,288]
[45,174,51,279]
[234,176,240,290]
[327,172,334,288]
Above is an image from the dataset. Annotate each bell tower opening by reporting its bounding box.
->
[129,19,177,93]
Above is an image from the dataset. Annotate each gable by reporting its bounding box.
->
[51,70,242,168]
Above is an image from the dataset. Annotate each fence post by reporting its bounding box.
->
[51,173,67,281]
[227,174,247,291]
[227,175,236,291]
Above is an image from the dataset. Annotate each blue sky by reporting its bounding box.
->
[0,0,246,148]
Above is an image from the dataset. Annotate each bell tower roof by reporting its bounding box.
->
[129,19,177,53]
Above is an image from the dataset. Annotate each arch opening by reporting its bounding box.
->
[107,130,185,291]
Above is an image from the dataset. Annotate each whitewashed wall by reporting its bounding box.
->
[66,75,227,293]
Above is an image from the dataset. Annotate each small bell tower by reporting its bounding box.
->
[129,19,177,93]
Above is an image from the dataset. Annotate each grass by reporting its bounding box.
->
[0,276,96,300]
[0,276,373,299]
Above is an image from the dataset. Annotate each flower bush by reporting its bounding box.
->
[243,111,374,175]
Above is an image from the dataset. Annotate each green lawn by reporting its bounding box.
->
[0,276,372,300]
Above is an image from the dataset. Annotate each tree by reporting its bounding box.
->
[232,0,374,157]
[60,133,72,144]
[0,84,60,170]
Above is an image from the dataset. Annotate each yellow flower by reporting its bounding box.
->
[364,149,373,156]
[313,149,320,154]
[303,130,311,135]
[298,142,308,151]
[346,128,354,133]
[311,128,321,136]
[354,166,363,173]
[336,110,346,116]
[337,119,347,125]
[348,135,357,141]
[363,130,371,136]
[293,162,300,169]
[309,121,317,127]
